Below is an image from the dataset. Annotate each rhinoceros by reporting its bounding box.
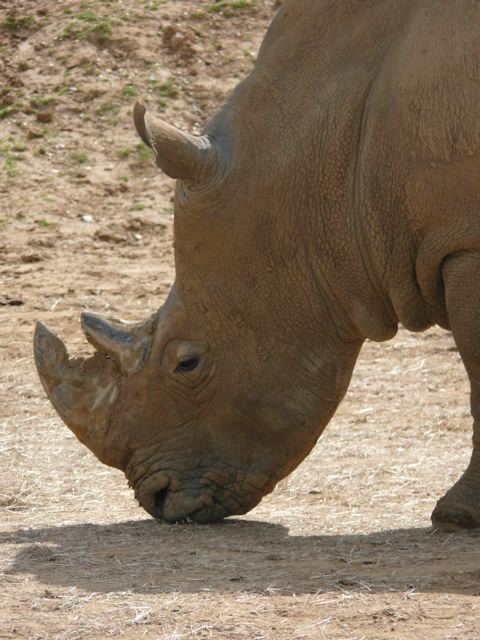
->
[34,0,480,530]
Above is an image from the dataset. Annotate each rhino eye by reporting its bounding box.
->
[175,357,200,373]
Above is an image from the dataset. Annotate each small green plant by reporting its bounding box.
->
[156,78,179,99]
[70,151,89,164]
[97,101,117,115]
[117,147,132,159]
[207,0,254,13]
[86,18,111,43]
[6,154,15,177]
[0,106,15,119]
[136,143,152,163]
[122,84,139,98]
[80,62,94,74]
[57,85,72,96]
[144,1,162,10]
[0,217,9,230]
[1,145,17,178]
[30,95,57,109]
[61,15,111,44]
[77,10,98,22]
[34,219,57,228]
[130,203,146,211]
[1,15,36,31]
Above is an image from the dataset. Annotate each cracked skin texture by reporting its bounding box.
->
[34,0,480,528]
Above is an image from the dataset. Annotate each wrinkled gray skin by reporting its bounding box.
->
[35,0,480,529]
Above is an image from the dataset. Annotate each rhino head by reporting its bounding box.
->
[34,102,362,523]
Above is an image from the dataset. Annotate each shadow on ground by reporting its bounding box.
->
[2,518,480,596]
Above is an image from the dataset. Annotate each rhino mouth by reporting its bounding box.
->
[141,485,228,524]
[135,472,269,524]
[132,466,263,523]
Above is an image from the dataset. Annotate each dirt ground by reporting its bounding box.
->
[1,1,480,638]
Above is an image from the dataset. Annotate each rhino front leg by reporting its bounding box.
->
[431,251,480,530]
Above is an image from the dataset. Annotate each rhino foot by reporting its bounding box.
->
[431,450,480,531]
[431,479,480,531]
[431,501,480,531]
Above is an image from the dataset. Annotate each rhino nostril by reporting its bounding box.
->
[154,489,168,519]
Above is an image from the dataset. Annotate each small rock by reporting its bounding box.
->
[95,230,126,244]
[21,253,43,263]
[81,215,94,223]
[36,110,53,123]
[0,298,24,306]
[0,93,14,108]
[27,126,44,139]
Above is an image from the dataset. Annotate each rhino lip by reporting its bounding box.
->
[184,502,226,524]
[150,487,227,524]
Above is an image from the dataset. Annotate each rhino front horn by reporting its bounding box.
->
[33,322,125,470]
[133,101,216,181]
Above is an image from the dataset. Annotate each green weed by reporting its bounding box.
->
[61,14,111,44]
[156,78,179,99]
[117,147,132,158]
[136,143,152,163]
[30,95,57,109]
[122,85,139,98]
[6,155,15,177]
[1,15,36,31]
[1,145,17,178]
[70,151,89,164]
[77,10,98,22]
[34,219,57,228]
[97,102,117,115]
[0,106,15,119]
[206,1,255,13]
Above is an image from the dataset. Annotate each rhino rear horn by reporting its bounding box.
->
[81,312,152,374]
[133,101,216,181]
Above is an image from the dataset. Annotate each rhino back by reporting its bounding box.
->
[360,1,480,329]
[207,0,480,340]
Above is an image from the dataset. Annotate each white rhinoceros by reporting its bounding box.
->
[34,0,480,530]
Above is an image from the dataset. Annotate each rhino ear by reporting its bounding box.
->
[133,101,216,181]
